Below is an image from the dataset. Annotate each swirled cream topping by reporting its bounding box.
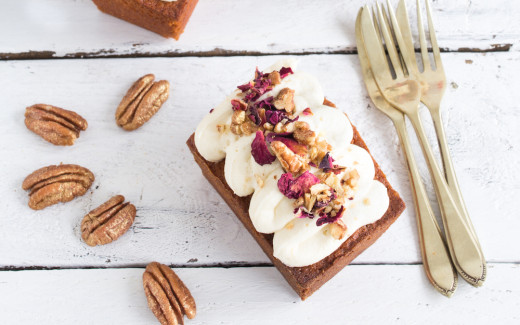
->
[195,60,389,267]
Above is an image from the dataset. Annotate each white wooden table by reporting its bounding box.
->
[1,1,519,324]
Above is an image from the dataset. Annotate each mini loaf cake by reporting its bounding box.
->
[187,60,405,300]
[91,0,198,40]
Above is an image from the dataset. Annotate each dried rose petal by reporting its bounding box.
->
[251,131,276,165]
[277,171,320,199]
[279,67,294,79]
[231,99,247,111]
[294,208,315,219]
[248,106,262,125]
[316,206,345,226]
[319,152,335,170]
[265,133,306,156]
[314,191,337,209]
[319,152,346,174]
[265,110,284,125]
[302,107,313,116]
[237,81,253,92]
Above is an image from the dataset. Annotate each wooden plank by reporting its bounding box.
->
[0,53,519,268]
[1,0,518,59]
[0,264,518,324]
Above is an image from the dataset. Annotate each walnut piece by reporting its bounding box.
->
[25,104,88,146]
[115,74,170,131]
[270,140,308,174]
[230,109,257,136]
[293,121,316,145]
[143,262,196,325]
[268,71,282,86]
[330,220,347,240]
[81,195,136,246]
[273,88,295,113]
[22,164,94,210]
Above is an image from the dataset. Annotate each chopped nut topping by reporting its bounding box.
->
[309,137,331,164]
[343,169,360,188]
[294,121,316,145]
[274,122,284,133]
[273,88,295,113]
[274,121,295,133]
[230,123,242,135]
[255,174,265,188]
[310,183,331,196]
[268,71,282,86]
[231,109,258,135]
[270,141,309,174]
[304,193,316,211]
[231,110,246,124]
[330,220,347,240]
[217,124,229,134]
[240,121,258,135]
[293,196,304,208]
[263,122,274,131]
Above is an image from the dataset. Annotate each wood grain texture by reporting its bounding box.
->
[0,264,518,324]
[0,53,518,268]
[0,0,518,59]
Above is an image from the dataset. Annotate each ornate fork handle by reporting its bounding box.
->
[392,115,457,296]
[407,109,485,286]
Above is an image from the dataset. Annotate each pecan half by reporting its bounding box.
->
[115,74,170,131]
[293,121,316,145]
[81,195,136,246]
[25,104,88,146]
[22,164,94,210]
[270,140,308,174]
[273,88,295,113]
[268,71,282,86]
[143,262,196,325]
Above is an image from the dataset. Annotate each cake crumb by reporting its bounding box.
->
[285,222,294,230]
[363,198,370,205]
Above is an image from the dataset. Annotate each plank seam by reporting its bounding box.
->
[0,44,513,61]
[1,261,517,271]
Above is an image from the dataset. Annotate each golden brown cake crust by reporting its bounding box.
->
[186,104,406,300]
[92,0,198,39]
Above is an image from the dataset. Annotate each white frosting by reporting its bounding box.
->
[194,60,390,267]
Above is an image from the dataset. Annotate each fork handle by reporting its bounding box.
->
[407,110,486,286]
[430,110,483,241]
[430,109,486,286]
[393,116,457,296]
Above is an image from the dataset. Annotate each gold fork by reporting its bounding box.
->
[360,4,485,286]
[355,7,457,297]
[393,0,486,286]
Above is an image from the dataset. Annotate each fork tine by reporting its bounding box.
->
[386,0,417,74]
[376,3,404,78]
[395,0,418,75]
[416,0,431,70]
[360,6,394,83]
[425,0,443,70]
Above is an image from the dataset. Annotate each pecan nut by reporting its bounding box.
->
[270,140,309,174]
[273,87,295,113]
[143,262,196,325]
[25,104,88,146]
[81,195,136,246]
[22,164,94,210]
[115,74,170,131]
